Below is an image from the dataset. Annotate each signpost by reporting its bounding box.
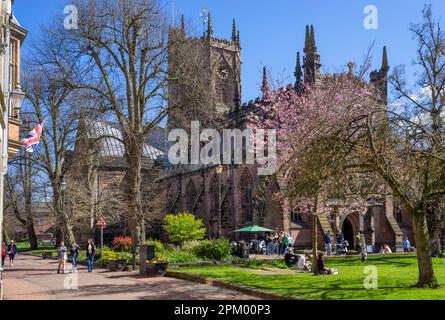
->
[95,214,108,268]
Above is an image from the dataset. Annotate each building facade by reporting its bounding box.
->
[0,0,27,300]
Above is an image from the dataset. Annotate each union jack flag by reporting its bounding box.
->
[22,120,46,153]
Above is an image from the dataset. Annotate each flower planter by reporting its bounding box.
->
[107,259,128,272]
[42,252,53,259]
[146,262,169,276]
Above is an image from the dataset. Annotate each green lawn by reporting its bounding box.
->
[172,254,445,300]
[16,241,56,254]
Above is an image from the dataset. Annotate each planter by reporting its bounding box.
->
[42,252,53,259]
[146,262,169,276]
[107,259,128,272]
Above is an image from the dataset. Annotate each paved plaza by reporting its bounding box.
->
[3,254,258,300]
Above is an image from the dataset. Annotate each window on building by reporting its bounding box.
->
[186,180,196,214]
[291,209,304,224]
[215,63,234,107]
[38,216,45,226]
[394,206,403,223]
[240,169,253,224]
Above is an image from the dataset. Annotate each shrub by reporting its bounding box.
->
[102,248,133,265]
[145,238,165,253]
[164,249,201,263]
[193,239,233,261]
[112,236,133,252]
[164,212,206,246]
[182,240,201,252]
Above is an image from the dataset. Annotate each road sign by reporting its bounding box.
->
[96,214,108,228]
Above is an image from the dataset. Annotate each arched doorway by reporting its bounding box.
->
[342,217,354,249]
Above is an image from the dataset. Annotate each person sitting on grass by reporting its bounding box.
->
[284,247,299,267]
[317,252,338,275]
[302,254,312,272]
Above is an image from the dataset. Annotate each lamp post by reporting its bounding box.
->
[60,178,67,243]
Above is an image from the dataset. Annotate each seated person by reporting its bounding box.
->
[302,254,312,272]
[382,244,392,254]
[284,248,299,267]
[317,252,338,275]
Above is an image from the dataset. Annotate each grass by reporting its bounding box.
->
[172,254,445,300]
[16,241,56,254]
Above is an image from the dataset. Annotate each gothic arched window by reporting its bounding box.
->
[240,169,253,224]
[186,180,196,214]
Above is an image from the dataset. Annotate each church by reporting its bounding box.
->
[70,14,413,252]
[162,14,413,252]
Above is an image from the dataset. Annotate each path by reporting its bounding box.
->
[3,254,259,300]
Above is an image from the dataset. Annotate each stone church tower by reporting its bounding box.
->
[167,14,242,130]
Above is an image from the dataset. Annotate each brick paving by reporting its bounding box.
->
[3,254,259,300]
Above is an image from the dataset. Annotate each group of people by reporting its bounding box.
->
[264,231,294,256]
[1,240,18,267]
[56,239,96,274]
[284,248,338,275]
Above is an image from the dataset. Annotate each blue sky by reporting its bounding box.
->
[13,0,445,102]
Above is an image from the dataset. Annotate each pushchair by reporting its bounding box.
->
[335,239,349,255]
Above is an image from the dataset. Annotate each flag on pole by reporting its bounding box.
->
[22,119,46,153]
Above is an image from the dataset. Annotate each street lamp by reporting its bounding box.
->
[60,178,67,243]
[10,85,25,118]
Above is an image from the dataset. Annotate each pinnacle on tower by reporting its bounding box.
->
[207,12,213,38]
[381,46,389,73]
[304,25,310,51]
[236,30,240,48]
[180,14,185,36]
[232,19,237,43]
[261,66,269,96]
[310,25,316,49]
[294,51,303,90]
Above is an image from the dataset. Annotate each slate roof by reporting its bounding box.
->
[86,121,166,160]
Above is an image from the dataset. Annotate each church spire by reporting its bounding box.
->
[261,66,269,96]
[207,12,213,38]
[232,19,237,43]
[236,30,240,48]
[310,25,316,49]
[294,51,303,91]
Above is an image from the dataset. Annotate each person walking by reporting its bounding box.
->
[7,240,18,267]
[1,242,7,267]
[69,241,80,273]
[86,239,96,272]
[402,236,411,253]
[57,242,68,274]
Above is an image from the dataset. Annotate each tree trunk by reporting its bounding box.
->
[312,214,319,275]
[53,187,76,244]
[26,224,38,250]
[126,147,144,249]
[412,214,439,288]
